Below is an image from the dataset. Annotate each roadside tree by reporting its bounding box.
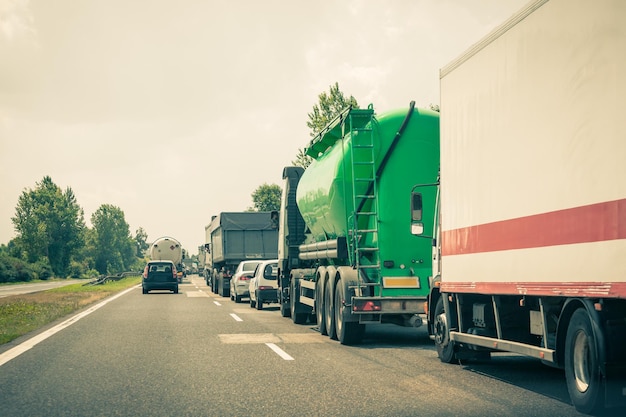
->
[293,82,359,168]
[250,183,281,212]
[91,204,135,274]
[11,176,85,277]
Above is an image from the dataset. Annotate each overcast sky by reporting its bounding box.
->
[1,0,528,254]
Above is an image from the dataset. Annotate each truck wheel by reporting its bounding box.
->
[434,296,457,364]
[335,282,364,345]
[565,308,604,414]
[316,279,327,335]
[325,281,337,340]
[290,278,307,324]
[279,293,291,318]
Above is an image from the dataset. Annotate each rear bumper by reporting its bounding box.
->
[143,282,178,292]
[258,289,279,303]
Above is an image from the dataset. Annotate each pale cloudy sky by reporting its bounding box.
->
[0,0,528,254]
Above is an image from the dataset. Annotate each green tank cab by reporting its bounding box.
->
[276,101,439,345]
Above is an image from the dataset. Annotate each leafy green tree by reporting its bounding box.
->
[11,176,85,277]
[250,183,281,212]
[134,227,149,257]
[91,204,134,274]
[294,82,359,168]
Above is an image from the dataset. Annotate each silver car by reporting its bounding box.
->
[230,260,262,303]
[249,259,279,310]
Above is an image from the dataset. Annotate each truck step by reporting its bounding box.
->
[357,264,380,269]
[356,229,378,233]
[357,247,379,252]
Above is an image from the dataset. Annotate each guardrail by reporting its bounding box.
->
[83,272,139,286]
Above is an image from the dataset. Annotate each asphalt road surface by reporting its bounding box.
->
[0,275,609,417]
[0,279,86,298]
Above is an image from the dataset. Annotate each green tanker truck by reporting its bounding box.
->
[276,101,439,344]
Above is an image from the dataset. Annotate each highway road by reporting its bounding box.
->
[0,275,598,417]
[0,279,86,298]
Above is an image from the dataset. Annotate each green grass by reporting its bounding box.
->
[0,275,141,345]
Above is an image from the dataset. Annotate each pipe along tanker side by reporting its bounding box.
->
[276,102,439,345]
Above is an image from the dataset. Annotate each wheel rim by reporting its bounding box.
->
[324,283,333,333]
[335,285,343,336]
[573,330,591,393]
[434,312,449,346]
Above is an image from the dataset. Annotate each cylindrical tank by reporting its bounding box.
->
[149,236,183,264]
[296,105,440,244]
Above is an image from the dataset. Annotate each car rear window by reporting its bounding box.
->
[263,263,278,280]
[242,262,260,272]
[148,263,173,273]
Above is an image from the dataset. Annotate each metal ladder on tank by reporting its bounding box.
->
[346,106,382,304]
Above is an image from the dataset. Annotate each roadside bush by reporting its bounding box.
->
[0,254,36,283]
[33,259,54,280]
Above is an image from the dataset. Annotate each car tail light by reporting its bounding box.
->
[353,300,382,312]
[241,276,250,281]
[259,286,274,290]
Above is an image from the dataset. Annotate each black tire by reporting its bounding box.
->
[335,282,364,345]
[434,296,457,364]
[235,293,241,303]
[291,278,307,324]
[250,298,256,308]
[565,308,604,414]
[280,293,291,317]
[316,279,327,335]
[142,287,148,294]
[174,288,179,294]
[256,295,263,310]
[325,281,337,340]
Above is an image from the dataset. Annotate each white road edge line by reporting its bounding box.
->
[0,285,138,368]
[230,313,243,322]
[266,343,294,361]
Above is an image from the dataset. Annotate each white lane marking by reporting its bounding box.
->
[213,301,221,306]
[230,313,243,322]
[266,343,294,361]
[0,285,138,368]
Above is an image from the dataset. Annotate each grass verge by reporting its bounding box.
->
[0,276,141,345]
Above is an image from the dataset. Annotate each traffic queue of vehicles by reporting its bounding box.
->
[148,1,625,414]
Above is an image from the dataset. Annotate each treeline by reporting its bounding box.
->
[0,176,148,283]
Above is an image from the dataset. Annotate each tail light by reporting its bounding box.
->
[259,286,275,290]
[353,300,382,312]
[143,266,148,279]
[172,267,177,279]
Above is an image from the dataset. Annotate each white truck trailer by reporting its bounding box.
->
[149,236,184,282]
[427,0,626,414]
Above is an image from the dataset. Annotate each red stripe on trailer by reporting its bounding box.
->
[440,281,626,298]
[442,198,626,256]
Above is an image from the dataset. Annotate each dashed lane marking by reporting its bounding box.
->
[218,333,327,344]
[186,291,210,297]
[230,313,243,322]
[266,343,294,360]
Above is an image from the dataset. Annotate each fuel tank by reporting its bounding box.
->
[296,104,439,244]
